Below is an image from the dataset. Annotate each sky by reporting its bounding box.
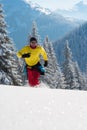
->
[25,0,82,10]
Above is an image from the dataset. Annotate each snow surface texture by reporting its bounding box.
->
[0,83,87,130]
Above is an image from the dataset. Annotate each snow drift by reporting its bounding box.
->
[0,83,87,130]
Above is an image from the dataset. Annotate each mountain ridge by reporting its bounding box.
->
[1,0,81,49]
[56,0,87,20]
[53,22,87,72]
[24,0,51,15]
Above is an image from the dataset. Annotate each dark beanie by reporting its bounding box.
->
[30,37,37,42]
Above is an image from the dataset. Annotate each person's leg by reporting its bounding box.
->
[27,68,40,86]
[32,69,40,86]
[27,68,34,86]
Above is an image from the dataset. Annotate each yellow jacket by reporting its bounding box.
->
[17,45,48,66]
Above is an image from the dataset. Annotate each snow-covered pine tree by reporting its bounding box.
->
[86,67,87,88]
[74,61,86,90]
[82,72,87,90]
[43,36,66,89]
[86,64,87,82]
[62,40,79,89]
[82,64,87,90]
[0,4,23,85]
[30,21,41,43]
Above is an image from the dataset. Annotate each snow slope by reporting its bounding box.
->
[0,83,87,130]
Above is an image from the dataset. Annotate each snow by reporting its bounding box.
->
[24,0,51,15]
[0,83,87,130]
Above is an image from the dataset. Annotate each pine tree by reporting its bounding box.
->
[74,62,86,90]
[30,21,41,43]
[82,72,87,90]
[0,4,23,85]
[62,40,79,89]
[86,64,87,83]
[43,36,66,88]
[82,64,87,90]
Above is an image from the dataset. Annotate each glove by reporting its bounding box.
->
[22,53,31,58]
[44,61,48,67]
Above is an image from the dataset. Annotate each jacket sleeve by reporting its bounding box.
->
[17,46,28,58]
[40,47,48,61]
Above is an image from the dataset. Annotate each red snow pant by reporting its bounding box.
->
[27,68,40,86]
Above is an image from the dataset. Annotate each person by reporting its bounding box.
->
[17,37,48,87]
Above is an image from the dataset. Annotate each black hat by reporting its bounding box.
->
[30,37,37,42]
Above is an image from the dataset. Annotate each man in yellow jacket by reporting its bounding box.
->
[17,37,48,87]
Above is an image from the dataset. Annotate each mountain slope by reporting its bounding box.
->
[0,84,87,130]
[53,22,87,72]
[56,0,87,20]
[1,0,80,49]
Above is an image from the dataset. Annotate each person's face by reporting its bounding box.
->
[30,40,37,47]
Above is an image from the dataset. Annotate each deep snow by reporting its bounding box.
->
[0,83,87,130]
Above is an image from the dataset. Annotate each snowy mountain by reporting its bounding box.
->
[53,22,87,72]
[1,0,81,49]
[0,84,87,130]
[56,0,87,20]
[24,0,51,15]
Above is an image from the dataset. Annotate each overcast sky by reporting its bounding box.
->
[25,0,83,10]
